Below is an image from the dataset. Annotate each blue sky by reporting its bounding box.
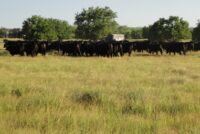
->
[0,0,199,28]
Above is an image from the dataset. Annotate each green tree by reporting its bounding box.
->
[192,21,200,42]
[74,6,118,40]
[22,15,74,41]
[142,26,150,39]
[149,16,191,42]
[117,26,132,39]
[0,27,8,38]
[8,28,22,38]
[22,15,50,40]
[47,18,74,40]
[131,29,143,39]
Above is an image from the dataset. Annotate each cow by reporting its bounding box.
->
[194,42,200,51]
[81,41,95,56]
[4,40,25,56]
[186,42,194,52]
[37,41,48,56]
[23,41,38,57]
[122,40,133,56]
[133,41,149,53]
[112,41,123,56]
[94,41,113,57]
[148,42,163,55]
[60,41,82,56]
[162,42,187,55]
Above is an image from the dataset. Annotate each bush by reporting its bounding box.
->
[73,91,103,106]
[11,89,22,97]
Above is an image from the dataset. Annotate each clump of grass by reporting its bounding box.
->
[0,50,10,56]
[160,103,189,115]
[73,90,103,106]
[171,68,187,76]
[122,103,147,115]
[11,89,22,97]
[122,90,148,116]
[125,90,145,103]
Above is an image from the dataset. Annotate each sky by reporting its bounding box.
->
[0,0,200,28]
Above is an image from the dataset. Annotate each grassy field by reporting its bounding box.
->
[0,53,200,133]
[0,38,4,50]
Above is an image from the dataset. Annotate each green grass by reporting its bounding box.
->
[0,54,200,134]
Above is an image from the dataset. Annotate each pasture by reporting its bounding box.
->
[0,53,200,133]
[0,38,4,50]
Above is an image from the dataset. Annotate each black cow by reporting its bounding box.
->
[122,40,133,56]
[186,42,194,52]
[95,41,107,57]
[162,42,187,55]
[81,41,95,56]
[94,41,113,57]
[194,42,200,51]
[60,41,82,56]
[48,41,61,53]
[37,41,48,56]
[133,41,149,53]
[4,40,25,56]
[25,41,39,57]
[148,42,163,55]
[112,41,123,56]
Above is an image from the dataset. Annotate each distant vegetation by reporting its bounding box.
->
[74,6,118,40]
[148,16,192,42]
[22,15,75,41]
[0,28,21,38]
[192,21,200,42]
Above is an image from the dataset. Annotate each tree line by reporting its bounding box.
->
[1,6,200,42]
[0,28,21,38]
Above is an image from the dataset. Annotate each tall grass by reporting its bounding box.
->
[0,54,200,134]
[0,38,4,50]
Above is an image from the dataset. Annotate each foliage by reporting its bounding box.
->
[142,26,150,39]
[0,27,8,38]
[116,26,144,39]
[117,26,132,39]
[74,6,118,40]
[0,28,22,38]
[149,16,192,42]
[131,29,143,39]
[8,28,22,38]
[192,21,200,42]
[22,15,74,41]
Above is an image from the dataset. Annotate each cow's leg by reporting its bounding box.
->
[62,51,65,56]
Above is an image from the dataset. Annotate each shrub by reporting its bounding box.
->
[73,91,103,106]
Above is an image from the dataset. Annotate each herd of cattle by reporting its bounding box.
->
[3,40,200,57]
